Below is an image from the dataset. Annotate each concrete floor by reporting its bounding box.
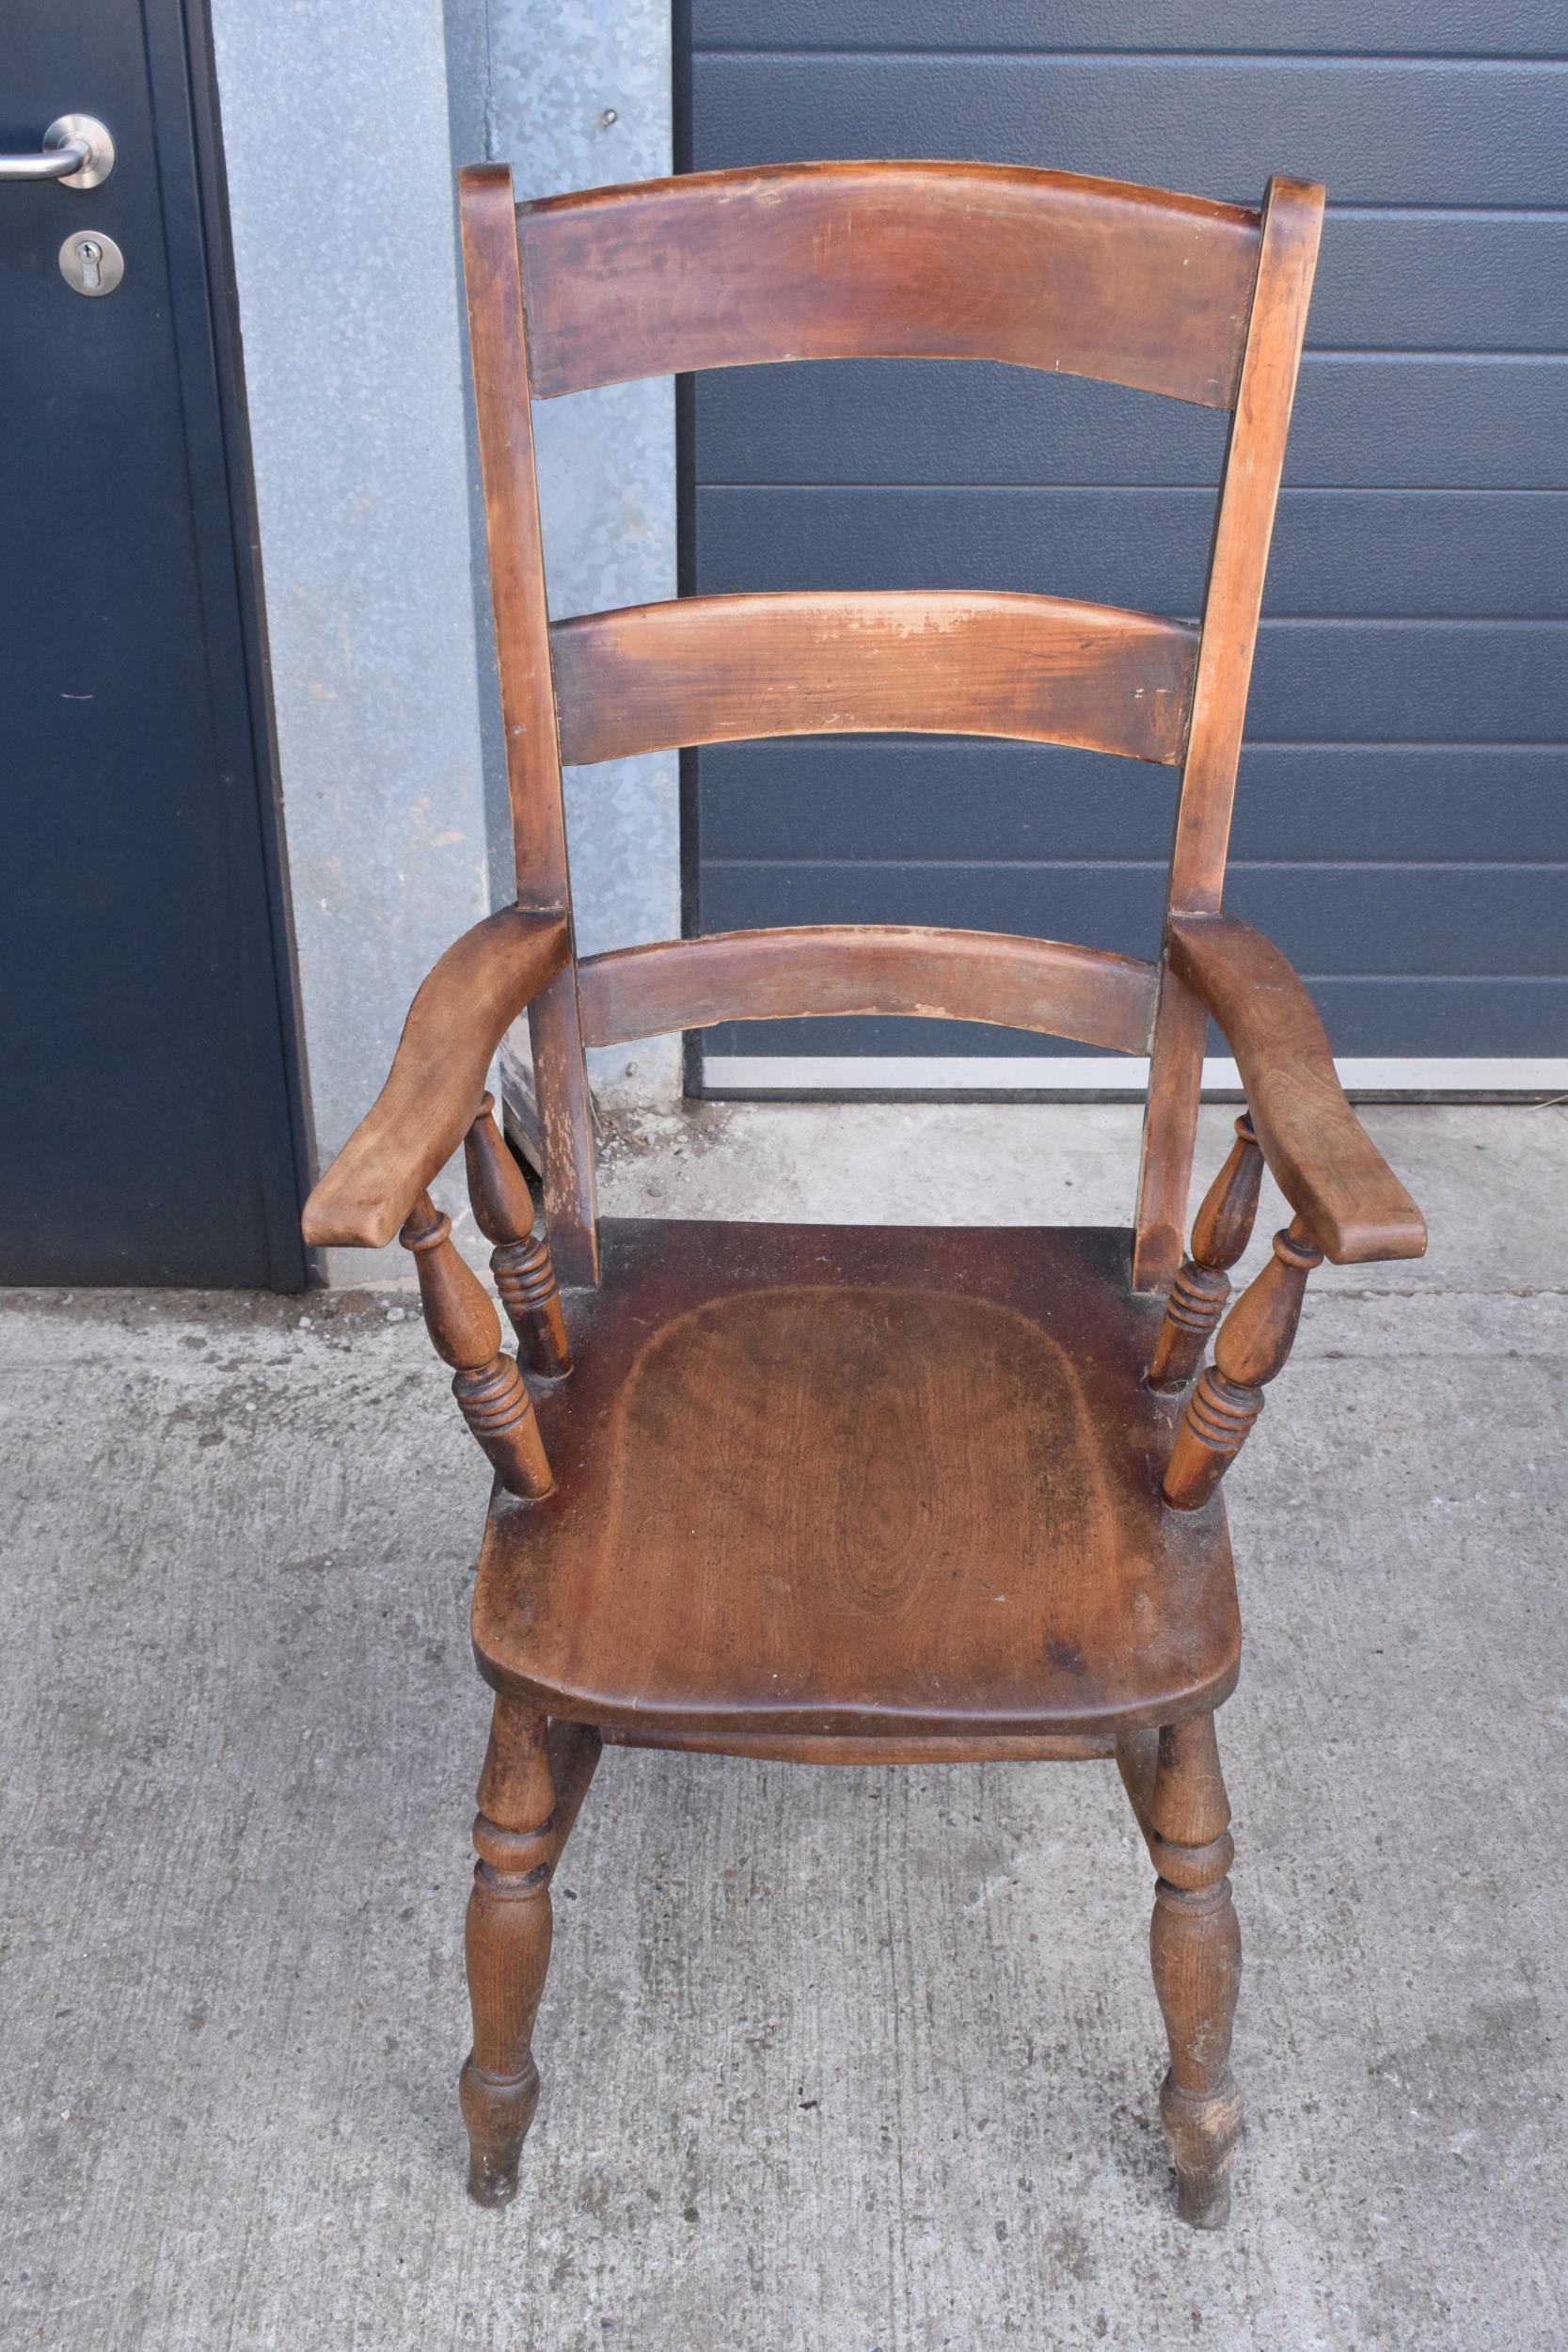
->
[3,1100,1566,2350]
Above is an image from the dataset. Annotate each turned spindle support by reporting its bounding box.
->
[400,1191,554,1498]
[464,1093,572,1379]
[1129,1713,1243,2228]
[1163,1216,1323,1510]
[1147,1113,1264,1391]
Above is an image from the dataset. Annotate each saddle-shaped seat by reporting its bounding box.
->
[473,1219,1239,1750]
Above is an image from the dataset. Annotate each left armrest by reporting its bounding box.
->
[301,907,569,1250]
[1167,914,1426,1264]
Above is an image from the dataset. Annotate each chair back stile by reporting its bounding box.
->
[1133,179,1323,1291]
[460,169,600,1285]
[457,159,1324,1291]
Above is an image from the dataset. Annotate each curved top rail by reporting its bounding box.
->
[550,591,1198,768]
[517,160,1260,408]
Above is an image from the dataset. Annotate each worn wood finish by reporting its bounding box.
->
[401,1192,554,1501]
[1132,177,1325,1294]
[1164,1218,1323,1511]
[1167,183,1326,915]
[301,910,567,1251]
[578,927,1158,1057]
[293,153,1433,2229]
[602,1728,1116,1763]
[1147,1114,1264,1391]
[1132,980,1211,1299]
[1127,1714,1243,2228]
[550,592,1198,768]
[1115,1724,1161,1840]
[516,161,1259,407]
[473,1220,1238,1740]
[461,1700,602,2204]
[465,1093,572,1379]
[461,164,598,1286]
[1169,914,1428,1264]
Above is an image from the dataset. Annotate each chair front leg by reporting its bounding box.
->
[1122,1713,1243,2228]
[460,1697,602,2205]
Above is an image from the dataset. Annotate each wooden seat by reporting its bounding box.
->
[299,155,1429,2231]
[474,1221,1238,1747]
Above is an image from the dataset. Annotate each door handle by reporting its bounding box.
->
[0,115,115,189]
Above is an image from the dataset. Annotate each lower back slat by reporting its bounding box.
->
[577,925,1159,1056]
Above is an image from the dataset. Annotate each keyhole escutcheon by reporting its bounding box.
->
[59,227,124,296]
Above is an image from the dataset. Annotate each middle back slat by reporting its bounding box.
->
[550,591,1199,768]
[518,161,1261,408]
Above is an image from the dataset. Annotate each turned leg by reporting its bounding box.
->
[1115,1724,1159,1837]
[460,1698,600,2206]
[1121,1713,1243,2228]
[461,1696,555,2205]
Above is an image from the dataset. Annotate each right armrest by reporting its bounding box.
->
[1167,914,1426,1264]
[301,907,569,1250]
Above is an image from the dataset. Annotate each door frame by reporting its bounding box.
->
[151,0,313,1285]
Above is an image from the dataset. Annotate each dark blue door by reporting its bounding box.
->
[681,5,1568,1084]
[2,0,307,1281]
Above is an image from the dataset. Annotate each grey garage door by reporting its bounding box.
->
[681,4,1568,1090]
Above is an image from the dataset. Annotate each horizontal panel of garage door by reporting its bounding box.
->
[695,2,1563,56]
[691,56,1568,206]
[697,358,1568,491]
[682,17,1568,1084]
[696,489,1566,614]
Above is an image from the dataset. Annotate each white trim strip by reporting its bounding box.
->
[700,1054,1568,1095]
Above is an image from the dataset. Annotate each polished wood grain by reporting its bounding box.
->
[301,908,567,1251]
[550,592,1198,768]
[578,927,1158,1057]
[1168,914,1427,1263]
[517,161,1259,407]
[1164,1218,1322,1511]
[1132,177,1325,1293]
[1147,1114,1264,1391]
[465,1092,572,1379]
[461,163,598,1286]
[401,1192,554,1500]
[472,1220,1238,1741]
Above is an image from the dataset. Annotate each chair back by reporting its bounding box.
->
[458,159,1323,1288]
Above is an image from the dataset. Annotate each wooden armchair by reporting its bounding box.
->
[302,160,1425,2227]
